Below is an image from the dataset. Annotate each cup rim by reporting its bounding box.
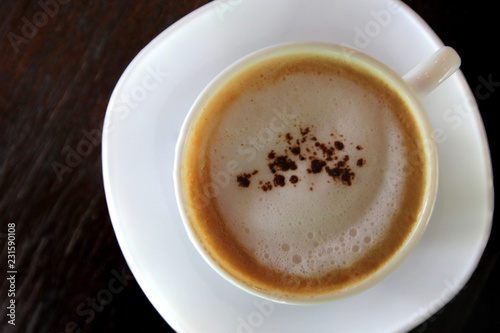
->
[173,41,438,305]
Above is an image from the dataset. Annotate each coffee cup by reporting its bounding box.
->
[173,42,460,304]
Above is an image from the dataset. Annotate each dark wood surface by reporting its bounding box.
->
[1,1,498,332]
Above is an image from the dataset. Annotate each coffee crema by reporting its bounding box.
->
[181,51,429,298]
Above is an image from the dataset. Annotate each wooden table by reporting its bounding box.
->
[1,1,498,332]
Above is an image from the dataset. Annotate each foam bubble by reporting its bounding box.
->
[292,254,302,264]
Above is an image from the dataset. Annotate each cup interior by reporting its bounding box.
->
[174,42,438,304]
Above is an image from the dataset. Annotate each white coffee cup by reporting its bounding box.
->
[174,42,460,304]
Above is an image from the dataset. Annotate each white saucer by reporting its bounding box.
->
[102,0,494,332]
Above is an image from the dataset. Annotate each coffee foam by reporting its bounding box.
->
[183,53,428,295]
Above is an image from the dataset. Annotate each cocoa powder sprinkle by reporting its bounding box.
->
[235,123,366,192]
[273,174,286,187]
[236,173,251,187]
[310,159,326,174]
[334,141,344,150]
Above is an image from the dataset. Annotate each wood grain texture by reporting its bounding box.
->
[1,1,210,332]
[0,1,498,333]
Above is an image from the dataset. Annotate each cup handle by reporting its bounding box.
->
[402,46,461,98]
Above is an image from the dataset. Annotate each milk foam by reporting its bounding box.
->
[206,70,412,278]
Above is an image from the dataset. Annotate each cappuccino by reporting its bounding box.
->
[180,48,431,298]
